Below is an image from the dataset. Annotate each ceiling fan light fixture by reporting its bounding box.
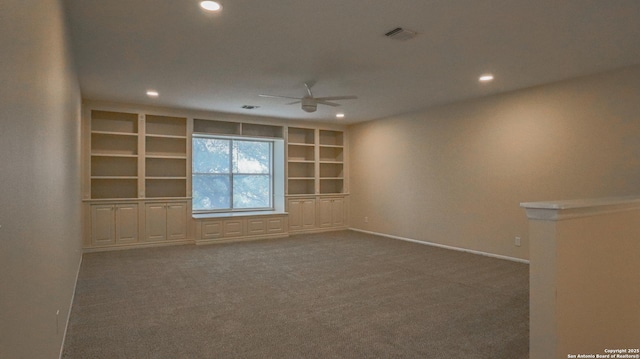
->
[200,1,222,12]
[301,97,317,113]
[336,113,345,118]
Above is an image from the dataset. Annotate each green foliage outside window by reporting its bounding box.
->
[192,137,272,211]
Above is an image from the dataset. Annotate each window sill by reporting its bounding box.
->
[192,210,287,220]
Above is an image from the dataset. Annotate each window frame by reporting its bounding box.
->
[192,134,275,213]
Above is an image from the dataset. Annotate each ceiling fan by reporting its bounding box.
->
[259,82,357,113]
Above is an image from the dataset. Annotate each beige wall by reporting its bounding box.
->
[0,0,83,358]
[348,65,640,260]
[523,198,640,358]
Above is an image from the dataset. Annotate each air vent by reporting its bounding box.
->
[384,27,418,41]
[241,105,260,110]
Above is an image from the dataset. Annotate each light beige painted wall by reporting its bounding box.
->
[0,0,82,357]
[349,65,640,260]
[523,198,640,358]
[555,210,640,357]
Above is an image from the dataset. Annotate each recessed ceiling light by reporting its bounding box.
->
[479,74,494,82]
[336,113,345,118]
[200,1,222,12]
[146,90,159,97]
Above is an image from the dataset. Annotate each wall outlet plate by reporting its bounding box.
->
[515,236,521,247]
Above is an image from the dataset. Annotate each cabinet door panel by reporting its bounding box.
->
[318,198,333,228]
[288,198,316,231]
[301,199,316,229]
[288,199,303,231]
[145,203,167,241]
[267,217,285,234]
[91,205,115,245]
[247,218,267,235]
[223,220,243,237]
[202,221,223,239]
[115,204,138,243]
[331,198,345,227]
[166,203,187,240]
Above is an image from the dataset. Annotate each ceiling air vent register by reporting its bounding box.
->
[385,27,418,41]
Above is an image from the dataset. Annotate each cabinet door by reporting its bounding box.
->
[145,203,167,241]
[247,218,267,235]
[201,220,223,239]
[267,217,285,234]
[318,198,333,228]
[166,202,187,240]
[91,205,115,245]
[288,199,303,231]
[223,219,244,237]
[115,204,138,243]
[301,199,316,229]
[318,197,345,228]
[289,198,316,231]
[331,197,345,227]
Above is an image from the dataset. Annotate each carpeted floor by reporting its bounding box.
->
[62,230,529,358]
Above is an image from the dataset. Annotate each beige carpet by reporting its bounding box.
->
[62,230,529,358]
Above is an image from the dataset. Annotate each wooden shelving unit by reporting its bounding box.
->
[286,127,347,233]
[193,118,284,138]
[318,130,344,195]
[90,110,139,199]
[287,127,316,195]
[144,115,187,198]
[285,127,346,196]
[88,111,188,200]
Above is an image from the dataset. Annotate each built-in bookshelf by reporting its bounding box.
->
[90,110,139,199]
[193,119,284,138]
[286,127,345,195]
[287,127,316,195]
[144,115,187,198]
[88,110,188,199]
[318,130,344,194]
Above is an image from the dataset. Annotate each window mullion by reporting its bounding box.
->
[229,139,234,210]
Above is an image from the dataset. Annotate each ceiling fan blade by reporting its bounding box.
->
[314,95,358,101]
[258,94,302,100]
[286,101,301,105]
[316,100,341,107]
[304,82,315,97]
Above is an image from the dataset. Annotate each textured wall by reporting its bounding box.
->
[0,0,83,357]
[348,65,640,260]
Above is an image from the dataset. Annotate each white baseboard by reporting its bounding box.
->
[59,253,83,359]
[349,228,529,264]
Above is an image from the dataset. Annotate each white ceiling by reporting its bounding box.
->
[63,0,640,124]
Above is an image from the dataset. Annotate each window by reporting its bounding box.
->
[192,136,273,212]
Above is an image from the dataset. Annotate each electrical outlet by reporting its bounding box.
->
[364,217,368,223]
[515,236,521,247]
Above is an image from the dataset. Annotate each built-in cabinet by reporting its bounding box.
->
[83,105,350,250]
[195,214,288,244]
[90,203,139,246]
[145,201,188,242]
[318,197,345,228]
[288,197,317,231]
[286,127,348,233]
[83,109,191,250]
